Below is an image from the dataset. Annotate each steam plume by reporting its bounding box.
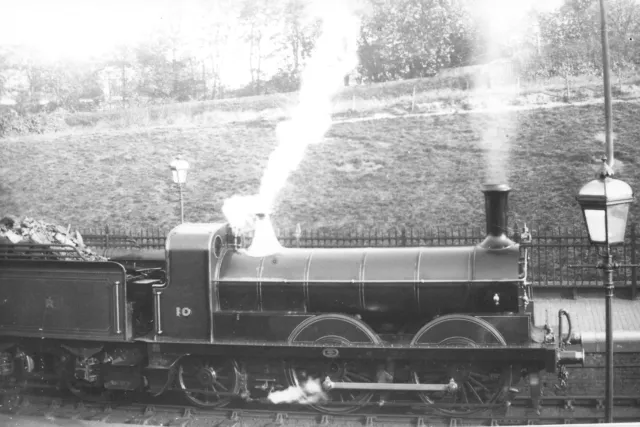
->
[258,0,360,209]
[221,194,265,234]
[467,0,563,184]
[245,213,284,257]
[267,378,328,405]
[222,0,360,237]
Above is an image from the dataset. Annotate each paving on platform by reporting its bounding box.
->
[533,297,640,333]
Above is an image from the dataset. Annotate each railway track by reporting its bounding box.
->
[2,389,640,426]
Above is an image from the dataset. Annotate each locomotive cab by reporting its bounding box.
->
[152,222,231,341]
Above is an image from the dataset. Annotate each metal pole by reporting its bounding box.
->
[599,0,614,168]
[632,224,638,300]
[604,246,614,422]
[179,183,184,224]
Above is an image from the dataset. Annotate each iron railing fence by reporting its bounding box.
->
[79,224,640,295]
[81,226,165,250]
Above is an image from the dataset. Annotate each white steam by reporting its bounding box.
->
[244,213,284,257]
[465,0,564,184]
[267,378,328,405]
[222,0,360,238]
[259,0,359,209]
[221,194,266,234]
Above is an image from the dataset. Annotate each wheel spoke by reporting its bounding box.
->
[212,380,228,392]
[410,317,509,416]
[344,371,371,382]
[468,375,491,392]
[466,381,484,404]
[179,358,237,408]
[460,382,469,404]
[468,371,491,381]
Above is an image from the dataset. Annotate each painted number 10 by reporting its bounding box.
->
[176,307,192,317]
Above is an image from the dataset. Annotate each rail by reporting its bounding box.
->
[3,390,640,426]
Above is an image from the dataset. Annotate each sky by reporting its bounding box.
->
[0,0,168,60]
[0,0,256,87]
[0,0,567,88]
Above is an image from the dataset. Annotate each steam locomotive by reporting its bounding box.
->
[0,184,583,415]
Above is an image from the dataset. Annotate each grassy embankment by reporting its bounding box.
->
[1,73,640,233]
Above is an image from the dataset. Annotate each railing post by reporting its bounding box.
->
[401,227,407,247]
[105,224,110,249]
[631,223,637,300]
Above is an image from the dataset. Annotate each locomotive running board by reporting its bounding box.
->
[322,377,458,392]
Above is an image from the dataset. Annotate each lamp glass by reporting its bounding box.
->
[577,176,633,246]
[583,208,606,243]
[607,203,630,244]
[170,159,189,184]
[171,169,188,184]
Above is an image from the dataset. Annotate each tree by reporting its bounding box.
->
[607,0,640,90]
[538,0,600,100]
[358,0,472,82]
[197,0,238,99]
[104,45,137,106]
[0,48,9,97]
[239,0,281,94]
[135,40,172,100]
[277,0,321,81]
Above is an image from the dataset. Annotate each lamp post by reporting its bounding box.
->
[170,156,189,224]
[599,0,614,168]
[576,160,634,422]
[574,1,635,419]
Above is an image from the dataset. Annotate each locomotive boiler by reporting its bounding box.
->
[0,184,583,415]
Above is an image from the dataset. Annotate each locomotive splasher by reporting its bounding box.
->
[0,185,584,415]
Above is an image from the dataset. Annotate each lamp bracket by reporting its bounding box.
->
[598,156,615,178]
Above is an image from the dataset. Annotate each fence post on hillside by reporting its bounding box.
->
[105,224,110,249]
[411,86,416,112]
[401,228,407,247]
[631,225,638,300]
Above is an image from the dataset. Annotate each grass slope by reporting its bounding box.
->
[2,98,640,234]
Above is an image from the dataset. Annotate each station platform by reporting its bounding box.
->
[533,297,640,352]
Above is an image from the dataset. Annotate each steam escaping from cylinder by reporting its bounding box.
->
[267,378,328,405]
[221,0,361,255]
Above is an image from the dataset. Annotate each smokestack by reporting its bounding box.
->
[246,213,283,257]
[479,183,515,250]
